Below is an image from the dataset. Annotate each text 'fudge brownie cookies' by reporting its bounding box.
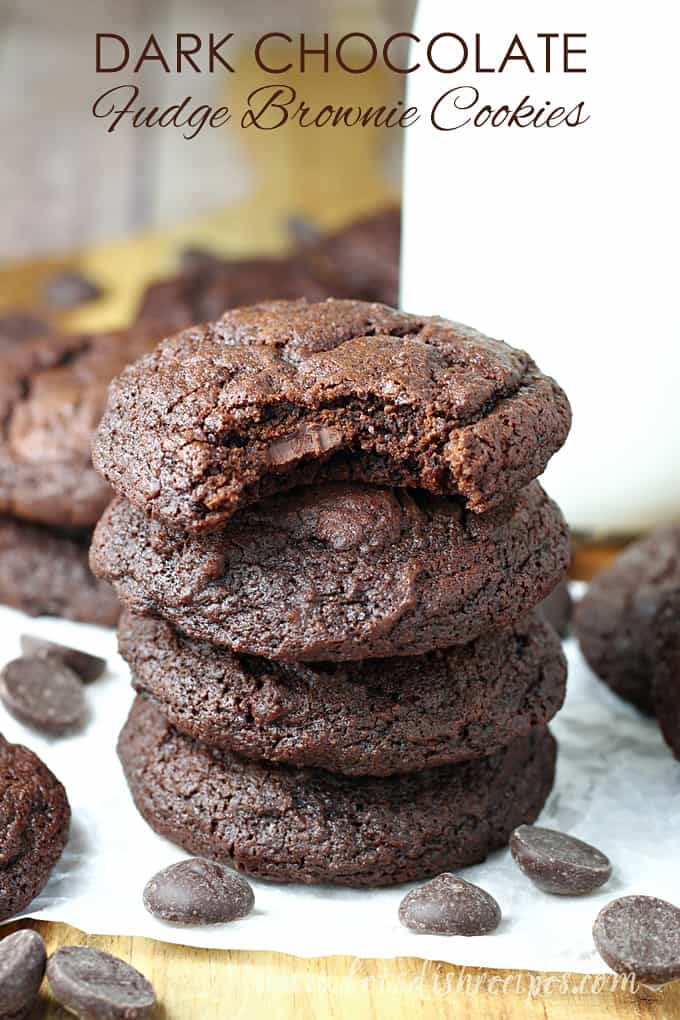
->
[0,322,168,530]
[574,527,680,714]
[136,255,335,332]
[0,734,70,921]
[0,517,119,626]
[92,481,569,660]
[118,611,566,777]
[92,299,571,531]
[118,696,557,887]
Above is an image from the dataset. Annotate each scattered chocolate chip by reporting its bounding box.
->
[47,946,156,1019]
[398,874,501,936]
[44,271,102,308]
[593,896,680,985]
[538,581,573,637]
[143,858,254,925]
[510,825,611,895]
[178,246,222,273]
[0,929,47,1020]
[0,656,86,733]
[21,635,107,684]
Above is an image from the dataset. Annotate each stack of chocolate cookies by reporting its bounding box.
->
[91,298,572,887]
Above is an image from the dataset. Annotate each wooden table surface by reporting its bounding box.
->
[0,150,675,1020]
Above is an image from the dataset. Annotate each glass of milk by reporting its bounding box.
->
[401,0,679,536]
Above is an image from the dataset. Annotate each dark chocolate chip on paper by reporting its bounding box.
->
[0,656,86,733]
[398,874,501,936]
[143,858,255,925]
[510,825,611,895]
[21,635,107,684]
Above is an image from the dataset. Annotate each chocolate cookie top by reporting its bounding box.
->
[118,696,556,887]
[119,610,565,776]
[299,207,401,307]
[0,517,120,627]
[92,298,571,530]
[574,527,680,714]
[0,322,168,529]
[136,256,335,332]
[93,481,569,661]
[0,734,71,921]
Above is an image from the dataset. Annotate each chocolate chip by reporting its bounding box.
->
[21,635,107,684]
[0,657,86,733]
[593,896,680,984]
[538,581,573,637]
[44,272,102,308]
[510,825,611,895]
[398,874,501,936]
[46,946,156,1019]
[143,858,254,925]
[0,929,46,1019]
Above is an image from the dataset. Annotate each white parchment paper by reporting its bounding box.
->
[2,586,679,973]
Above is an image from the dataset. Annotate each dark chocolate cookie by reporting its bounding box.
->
[0,322,168,529]
[298,207,401,307]
[92,481,569,660]
[119,611,566,776]
[92,298,571,530]
[136,256,335,331]
[0,517,119,626]
[574,528,680,714]
[0,735,70,921]
[118,697,557,887]
[652,589,680,760]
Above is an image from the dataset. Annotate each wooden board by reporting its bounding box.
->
[2,918,679,1019]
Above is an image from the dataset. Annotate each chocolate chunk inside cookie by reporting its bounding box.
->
[93,298,571,530]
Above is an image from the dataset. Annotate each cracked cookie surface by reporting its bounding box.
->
[118,696,556,887]
[0,734,70,922]
[92,480,569,660]
[119,610,566,776]
[93,299,571,531]
[0,322,168,529]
